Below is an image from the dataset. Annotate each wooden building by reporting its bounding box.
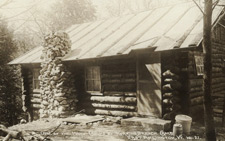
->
[9,2,225,123]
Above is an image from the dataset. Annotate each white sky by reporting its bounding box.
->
[0,0,107,31]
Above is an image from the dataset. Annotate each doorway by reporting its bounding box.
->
[137,53,161,117]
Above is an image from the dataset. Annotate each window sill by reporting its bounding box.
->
[86,91,103,96]
[33,89,40,93]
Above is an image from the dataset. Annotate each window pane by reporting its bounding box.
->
[94,80,100,91]
[87,80,93,91]
[34,80,40,89]
[86,67,92,79]
[93,67,100,80]
[33,69,40,90]
[86,66,101,91]
[33,69,40,79]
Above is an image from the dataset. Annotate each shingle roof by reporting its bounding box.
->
[9,2,223,65]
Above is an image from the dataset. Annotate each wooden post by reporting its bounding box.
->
[203,0,216,140]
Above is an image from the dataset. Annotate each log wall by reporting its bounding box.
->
[211,24,225,123]
[161,51,189,120]
[80,58,137,117]
[187,51,204,121]
[187,23,225,123]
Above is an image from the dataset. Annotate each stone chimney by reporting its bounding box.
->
[39,31,78,118]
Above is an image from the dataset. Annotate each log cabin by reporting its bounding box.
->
[9,2,225,124]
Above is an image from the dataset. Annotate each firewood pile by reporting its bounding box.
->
[39,31,78,118]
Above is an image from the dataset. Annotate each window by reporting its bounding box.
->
[33,68,40,90]
[85,66,101,91]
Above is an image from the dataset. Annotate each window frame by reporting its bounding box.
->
[85,66,101,93]
[33,68,41,92]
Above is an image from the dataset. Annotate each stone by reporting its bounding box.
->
[55,92,66,97]
[53,100,60,106]
[121,117,171,132]
[42,100,48,106]
[58,106,68,112]
[39,31,77,118]
[60,100,68,105]
[55,96,67,101]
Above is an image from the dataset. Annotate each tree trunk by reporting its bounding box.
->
[203,0,216,141]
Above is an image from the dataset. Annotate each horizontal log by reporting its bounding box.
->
[213,102,224,106]
[212,58,222,63]
[102,73,136,79]
[213,108,223,114]
[214,113,223,118]
[171,97,181,103]
[86,92,103,96]
[164,108,173,113]
[189,92,203,99]
[30,93,41,98]
[162,82,182,91]
[101,69,135,74]
[88,96,137,103]
[213,97,224,102]
[102,64,135,70]
[162,70,176,77]
[188,74,202,79]
[212,87,225,93]
[163,99,173,105]
[86,109,137,117]
[102,78,136,84]
[190,96,203,106]
[31,98,41,104]
[163,93,173,99]
[189,105,203,114]
[212,67,223,73]
[103,91,136,97]
[212,83,225,89]
[213,105,223,109]
[212,93,225,98]
[103,84,136,91]
[189,87,202,93]
[88,103,136,110]
[212,63,223,67]
[172,104,181,111]
[188,79,203,87]
[212,73,225,77]
[163,91,180,96]
[212,78,225,84]
[31,104,41,109]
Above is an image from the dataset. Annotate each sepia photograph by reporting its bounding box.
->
[0,0,225,140]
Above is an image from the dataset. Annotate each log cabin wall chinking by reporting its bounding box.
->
[8,2,225,124]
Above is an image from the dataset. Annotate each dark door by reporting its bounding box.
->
[137,53,161,117]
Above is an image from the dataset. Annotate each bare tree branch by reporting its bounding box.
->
[212,10,225,31]
[192,0,205,15]
[218,22,225,28]
[0,0,13,8]
[212,0,220,10]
